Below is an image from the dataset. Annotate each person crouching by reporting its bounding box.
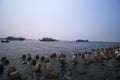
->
[44,61,59,79]
[82,52,90,64]
[71,54,77,65]
[59,57,66,68]
[7,67,22,80]
[32,63,41,78]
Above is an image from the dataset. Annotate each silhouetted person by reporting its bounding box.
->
[31,59,36,66]
[50,53,57,58]
[4,59,9,66]
[22,54,26,61]
[27,56,31,62]
[59,57,66,68]
[40,56,45,61]
[35,55,39,60]
[0,64,4,75]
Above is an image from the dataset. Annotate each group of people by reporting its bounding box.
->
[82,47,120,64]
[0,46,120,80]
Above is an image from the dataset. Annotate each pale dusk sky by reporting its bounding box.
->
[0,0,120,42]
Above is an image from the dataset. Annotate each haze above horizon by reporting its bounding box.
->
[0,0,120,42]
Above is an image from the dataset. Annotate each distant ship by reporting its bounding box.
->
[76,39,89,42]
[1,39,10,43]
[40,37,58,41]
[6,36,25,41]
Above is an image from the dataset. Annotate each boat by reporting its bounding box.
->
[6,36,25,41]
[40,37,58,41]
[76,39,89,42]
[1,40,10,43]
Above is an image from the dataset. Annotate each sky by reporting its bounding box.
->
[0,0,120,42]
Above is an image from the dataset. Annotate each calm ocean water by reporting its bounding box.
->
[0,40,120,58]
[0,40,120,80]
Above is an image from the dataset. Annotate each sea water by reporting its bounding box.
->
[0,40,120,80]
